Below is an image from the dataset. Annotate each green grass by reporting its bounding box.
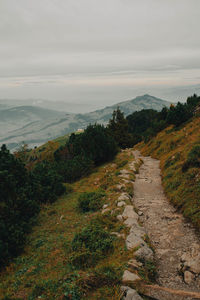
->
[0,149,138,300]
[139,116,200,230]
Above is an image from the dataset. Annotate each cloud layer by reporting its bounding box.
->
[0,0,200,104]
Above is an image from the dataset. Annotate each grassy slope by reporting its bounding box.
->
[138,115,200,230]
[0,150,140,300]
[26,133,70,163]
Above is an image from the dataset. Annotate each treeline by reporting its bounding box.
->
[127,94,200,144]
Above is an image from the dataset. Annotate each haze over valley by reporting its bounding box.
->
[0,94,170,150]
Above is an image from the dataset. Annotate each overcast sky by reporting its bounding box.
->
[0,0,200,106]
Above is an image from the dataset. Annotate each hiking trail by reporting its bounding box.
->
[133,150,200,300]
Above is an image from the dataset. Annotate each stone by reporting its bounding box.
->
[135,244,154,261]
[101,208,110,214]
[116,184,125,191]
[187,259,200,274]
[128,259,142,270]
[122,205,138,220]
[130,223,146,238]
[117,214,123,221]
[138,211,143,216]
[102,204,108,209]
[117,201,126,207]
[119,174,130,179]
[181,248,200,274]
[111,232,125,239]
[118,193,131,202]
[122,270,141,283]
[121,286,143,300]
[124,218,138,227]
[184,271,194,284]
[126,232,144,250]
[120,169,130,175]
[128,163,136,172]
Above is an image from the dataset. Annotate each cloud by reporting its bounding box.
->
[0,0,199,103]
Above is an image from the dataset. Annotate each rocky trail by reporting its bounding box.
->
[133,150,200,300]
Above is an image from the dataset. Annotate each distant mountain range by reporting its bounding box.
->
[1,94,171,150]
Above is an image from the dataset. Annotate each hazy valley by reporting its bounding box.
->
[1,94,171,150]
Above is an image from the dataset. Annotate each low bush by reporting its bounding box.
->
[70,223,114,268]
[93,265,121,285]
[77,190,105,213]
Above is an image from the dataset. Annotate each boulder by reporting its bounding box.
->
[122,205,138,220]
[118,193,131,202]
[135,244,154,261]
[130,224,146,238]
[117,201,126,207]
[126,232,144,250]
[128,259,142,270]
[122,270,141,283]
[119,174,130,180]
[121,286,143,300]
[120,169,130,175]
[101,208,110,214]
[116,184,125,191]
[184,271,194,284]
[102,204,108,209]
[116,214,123,222]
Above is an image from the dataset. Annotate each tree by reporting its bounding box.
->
[108,107,133,149]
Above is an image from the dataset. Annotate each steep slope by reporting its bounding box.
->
[1,95,171,151]
[138,115,200,230]
[0,150,144,299]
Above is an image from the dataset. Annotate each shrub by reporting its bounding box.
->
[93,265,121,285]
[55,155,94,183]
[67,124,118,165]
[31,161,66,203]
[70,249,102,269]
[70,223,114,268]
[77,191,105,213]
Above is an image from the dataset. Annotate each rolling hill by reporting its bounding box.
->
[0,94,171,150]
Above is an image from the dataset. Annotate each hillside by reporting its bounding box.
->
[138,115,200,230]
[0,150,146,299]
[0,106,66,149]
[0,95,171,151]
[1,100,200,299]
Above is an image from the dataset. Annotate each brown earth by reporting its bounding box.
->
[133,150,200,300]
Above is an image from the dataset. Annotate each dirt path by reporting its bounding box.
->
[133,150,200,299]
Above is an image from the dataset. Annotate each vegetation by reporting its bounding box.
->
[108,107,134,148]
[138,115,200,229]
[77,190,105,213]
[0,123,118,268]
[127,94,200,145]
[54,124,118,182]
[1,93,200,298]
[0,150,135,299]
[0,145,66,267]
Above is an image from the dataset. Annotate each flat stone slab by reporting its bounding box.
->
[117,201,126,207]
[118,193,131,202]
[122,270,141,283]
[126,232,144,250]
[121,286,143,300]
[122,205,139,220]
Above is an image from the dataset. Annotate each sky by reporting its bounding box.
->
[0,0,200,107]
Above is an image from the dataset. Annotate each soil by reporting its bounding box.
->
[133,150,200,300]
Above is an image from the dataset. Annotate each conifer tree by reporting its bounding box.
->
[107,107,133,149]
